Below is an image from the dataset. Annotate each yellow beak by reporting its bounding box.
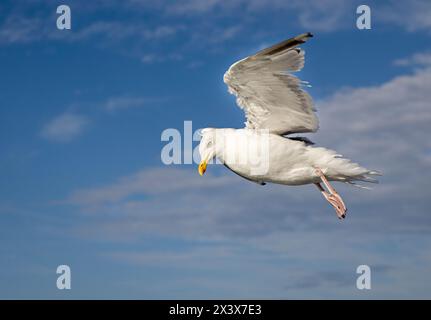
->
[198,160,207,176]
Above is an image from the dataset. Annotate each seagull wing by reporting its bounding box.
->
[223,33,318,135]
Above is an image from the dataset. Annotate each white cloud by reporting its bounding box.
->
[378,0,431,32]
[165,0,221,15]
[163,0,431,33]
[69,22,179,42]
[64,167,236,208]
[103,96,147,113]
[316,63,431,194]
[41,113,89,143]
[0,15,43,44]
[1,0,429,80]
[39,95,154,143]
[0,11,180,46]
[394,52,431,67]
[140,52,183,64]
[164,0,350,32]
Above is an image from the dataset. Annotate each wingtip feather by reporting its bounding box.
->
[254,32,314,58]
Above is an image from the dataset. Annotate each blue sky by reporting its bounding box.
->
[1,0,431,299]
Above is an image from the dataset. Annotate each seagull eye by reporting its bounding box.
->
[207,141,213,147]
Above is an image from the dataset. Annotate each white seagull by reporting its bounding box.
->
[197,33,380,219]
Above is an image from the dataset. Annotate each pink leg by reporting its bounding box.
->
[314,168,347,219]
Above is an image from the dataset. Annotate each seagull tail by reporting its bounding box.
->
[343,169,382,189]
[312,147,382,186]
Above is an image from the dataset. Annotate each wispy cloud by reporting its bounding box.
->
[68,22,180,42]
[393,51,431,67]
[41,113,89,143]
[164,0,349,32]
[2,0,430,58]
[316,58,431,201]
[165,0,222,15]
[38,94,157,142]
[140,52,183,64]
[0,15,44,44]
[102,96,148,113]
[64,167,234,208]
[378,0,431,32]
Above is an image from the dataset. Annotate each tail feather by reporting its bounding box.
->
[354,171,380,182]
[309,147,382,186]
[346,181,373,190]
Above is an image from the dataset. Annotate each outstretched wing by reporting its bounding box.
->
[223,33,318,135]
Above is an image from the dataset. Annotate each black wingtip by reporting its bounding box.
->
[253,32,314,58]
[297,32,313,41]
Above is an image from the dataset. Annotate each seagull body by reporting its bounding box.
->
[200,128,376,186]
[198,33,380,219]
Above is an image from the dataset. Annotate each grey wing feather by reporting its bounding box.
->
[223,32,318,135]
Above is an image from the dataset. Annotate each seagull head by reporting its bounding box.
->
[198,128,217,176]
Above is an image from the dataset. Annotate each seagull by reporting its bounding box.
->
[197,33,380,219]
